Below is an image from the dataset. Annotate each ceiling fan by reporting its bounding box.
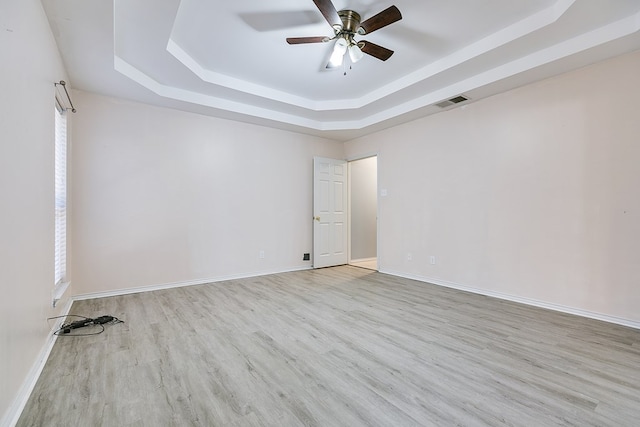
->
[286,0,402,69]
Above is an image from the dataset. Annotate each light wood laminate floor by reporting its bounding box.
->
[350,258,378,271]
[19,266,640,426]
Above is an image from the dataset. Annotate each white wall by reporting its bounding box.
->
[1,4,638,419]
[350,157,377,260]
[345,50,640,324]
[0,0,70,424]
[70,91,343,295]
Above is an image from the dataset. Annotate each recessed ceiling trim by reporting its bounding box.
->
[116,8,640,133]
[166,38,319,110]
[158,0,576,112]
[113,56,322,129]
[362,0,576,99]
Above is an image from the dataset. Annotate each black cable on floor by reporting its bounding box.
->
[48,314,125,337]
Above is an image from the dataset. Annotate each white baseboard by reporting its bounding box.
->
[380,269,640,330]
[72,266,313,301]
[1,298,73,427]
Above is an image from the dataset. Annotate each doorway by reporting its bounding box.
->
[349,156,378,271]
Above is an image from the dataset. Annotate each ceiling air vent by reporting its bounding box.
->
[435,95,469,109]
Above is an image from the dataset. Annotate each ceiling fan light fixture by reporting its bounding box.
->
[329,36,348,67]
[328,50,344,67]
[349,43,364,63]
[333,36,348,54]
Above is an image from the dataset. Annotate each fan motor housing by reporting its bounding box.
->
[337,10,361,34]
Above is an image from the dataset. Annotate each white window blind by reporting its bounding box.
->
[54,103,67,286]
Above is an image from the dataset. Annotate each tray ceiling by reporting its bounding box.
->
[43,0,640,140]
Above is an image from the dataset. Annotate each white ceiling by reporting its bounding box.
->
[42,0,640,141]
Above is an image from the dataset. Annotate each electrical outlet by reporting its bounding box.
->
[407,253,412,261]
[259,250,265,259]
[430,256,436,265]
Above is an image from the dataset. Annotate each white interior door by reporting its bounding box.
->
[313,157,348,268]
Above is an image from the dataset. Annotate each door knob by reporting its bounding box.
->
[314,216,321,222]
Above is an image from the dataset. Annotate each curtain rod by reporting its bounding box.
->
[54,80,77,113]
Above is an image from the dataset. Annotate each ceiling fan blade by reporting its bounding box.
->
[359,40,394,61]
[313,0,342,29]
[358,5,402,35]
[287,36,330,44]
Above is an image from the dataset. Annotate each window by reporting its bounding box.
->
[54,101,67,287]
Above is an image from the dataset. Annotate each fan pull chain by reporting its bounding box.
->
[342,60,353,76]
[344,64,353,76]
